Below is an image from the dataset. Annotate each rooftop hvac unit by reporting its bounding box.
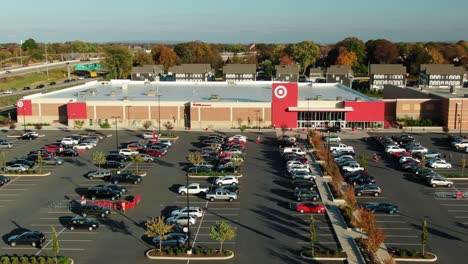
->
[336,96,343,101]
[355,97,362,101]
[315,95,322,100]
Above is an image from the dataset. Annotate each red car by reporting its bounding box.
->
[145,149,167,157]
[44,145,62,153]
[294,202,326,214]
[227,140,247,146]
[392,151,411,158]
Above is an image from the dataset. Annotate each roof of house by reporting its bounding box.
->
[222,64,256,74]
[327,65,352,74]
[370,64,406,75]
[131,65,164,73]
[27,81,376,103]
[275,65,300,74]
[420,64,465,75]
[309,68,323,74]
[168,64,212,74]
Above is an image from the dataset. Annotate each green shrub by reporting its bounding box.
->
[400,249,407,257]
[1,256,10,264]
[19,257,28,264]
[37,256,46,264]
[409,250,417,257]
[99,122,111,129]
[10,257,19,264]
[46,257,54,263]
[166,247,174,255]
[175,248,182,255]
[57,257,70,264]
[193,247,201,255]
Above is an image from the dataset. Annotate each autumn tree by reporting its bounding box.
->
[344,185,358,212]
[327,37,367,74]
[427,48,446,64]
[102,45,133,79]
[173,41,222,66]
[145,216,174,255]
[152,45,179,70]
[279,54,295,65]
[366,39,399,64]
[133,51,153,66]
[291,41,320,75]
[406,44,431,75]
[336,50,358,66]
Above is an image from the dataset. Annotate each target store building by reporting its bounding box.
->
[16,80,384,130]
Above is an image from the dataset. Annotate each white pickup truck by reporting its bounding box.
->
[330,144,354,152]
[178,183,209,195]
[341,163,364,172]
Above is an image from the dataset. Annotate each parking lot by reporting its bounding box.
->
[341,132,468,263]
[0,130,346,264]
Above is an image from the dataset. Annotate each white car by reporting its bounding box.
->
[428,177,453,187]
[286,160,309,168]
[119,149,140,156]
[224,149,243,155]
[334,155,355,163]
[454,140,468,149]
[386,146,406,154]
[171,207,204,218]
[61,138,79,145]
[228,135,247,142]
[429,160,452,169]
[3,164,29,172]
[287,165,310,173]
[24,131,39,137]
[214,176,239,186]
[3,90,13,94]
[73,143,94,150]
[158,140,172,147]
[399,156,420,164]
[166,214,197,226]
[341,163,364,172]
[141,132,154,139]
[409,146,428,154]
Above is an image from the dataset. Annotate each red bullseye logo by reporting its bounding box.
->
[16,101,24,107]
[274,86,288,99]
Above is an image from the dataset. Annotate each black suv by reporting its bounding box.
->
[95,184,127,194]
[77,204,110,218]
[102,161,125,169]
[68,217,99,231]
[7,231,46,247]
[348,175,376,186]
[291,179,317,190]
[106,153,129,162]
[87,186,121,201]
[58,149,79,157]
[0,175,11,185]
[108,172,142,184]
[355,184,382,197]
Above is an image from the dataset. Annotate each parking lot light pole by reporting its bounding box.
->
[112,116,120,151]
[186,172,191,253]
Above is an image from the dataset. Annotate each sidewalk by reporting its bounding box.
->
[308,152,392,263]
[308,157,366,264]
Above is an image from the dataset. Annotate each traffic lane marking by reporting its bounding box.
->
[2,247,85,251]
[0,177,20,190]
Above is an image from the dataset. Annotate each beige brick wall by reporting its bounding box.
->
[200,107,230,121]
[127,106,149,120]
[96,106,124,119]
[40,103,64,116]
[150,106,178,120]
[232,107,263,124]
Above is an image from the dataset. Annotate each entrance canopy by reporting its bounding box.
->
[287,107,354,112]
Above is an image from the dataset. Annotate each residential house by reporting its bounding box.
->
[419,64,465,89]
[131,65,164,82]
[274,65,300,82]
[370,64,407,91]
[309,68,324,82]
[326,65,353,88]
[223,64,257,81]
[168,64,214,82]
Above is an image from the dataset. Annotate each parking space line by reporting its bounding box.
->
[385,235,418,238]
[441,204,468,206]
[448,210,468,212]
[204,213,239,216]
[2,247,85,251]
[35,227,67,256]
[376,221,408,223]
[30,224,65,227]
[8,184,36,186]
[0,189,29,191]
[454,216,468,218]
[42,231,99,234]
[190,200,209,250]
[385,243,421,246]
[380,228,412,230]
[58,240,93,242]
[0,200,14,202]
[0,194,21,196]
[296,241,337,245]
[0,177,20,190]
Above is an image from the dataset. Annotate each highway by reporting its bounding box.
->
[0,58,101,78]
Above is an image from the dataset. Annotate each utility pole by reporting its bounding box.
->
[19,40,23,66]
[45,42,49,81]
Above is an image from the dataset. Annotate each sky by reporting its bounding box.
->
[0,0,467,44]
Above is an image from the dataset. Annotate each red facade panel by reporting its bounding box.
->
[67,102,88,119]
[344,101,385,122]
[16,100,32,116]
[271,83,298,128]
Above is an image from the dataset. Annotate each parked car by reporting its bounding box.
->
[428,160,452,169]
[153,233,188,247]
[386,146,406,154]
[119,148,139,156]
[205,188,238,202]
[87,169,112,179]
[0,175,11,185]
[7,231,46,247]
[0,142,12,149]
[218,185,239,194]
[348,175,376,185]
[178,183,210,195]
[341,163,364,172]
[73,143,94,150]
[68,217,99,231]
[58,149,79,157]
[102,161,125,169]
[409,146,428,155]
[358,202,399,214]
[294,189,320,201]
[108,172,143,184]
[145,149,167,157]
[171,207,204,218]
[137,154,155,162]
[428,177,453,187]
[291,179,317,190]
[77,204,111,217]
[291,171,316,181]
[42,157,64,165]
[141,132,154,139]
[18,134,37,140]
[3,164,28,172]
[323,135,341,143]
[166,214,197,226]
[187,165,212,174]
[291,202,326,214]
[214,176,239,186]
[87,186,121,200]
[355,184,382,197]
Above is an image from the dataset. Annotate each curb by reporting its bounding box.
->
[3,172,51,177]
[299,250,347,261]
[447,178,468,180]
[158,137,179,141]
[393,252,437,262]
[145,249,234,260]
[188,174,243,178]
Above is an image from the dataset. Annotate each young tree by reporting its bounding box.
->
[230,156,244,173]
[367,227,385,253]
[1,151,6,168]
[344,185,358,212]
[145,216,174,255]
[357,154,368,170]
[92,151,107,171]
[188,152,204,174]
[309,214,317,256]
[130,154,145,173]
[74,120,84,129]
[51,226,60,264]
[143,120,153,131]
[461,155,466,177]
[239,125,247,134]
[420,156,426,168]
[421,218,428,256]
[210,221,236,253]
[36,151,44,173]
[162,121,174,131]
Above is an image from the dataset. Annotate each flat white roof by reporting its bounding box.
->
[25,80,375,103]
